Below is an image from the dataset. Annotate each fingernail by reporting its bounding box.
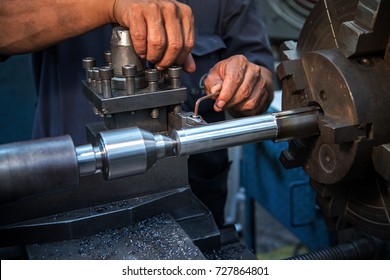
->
[216,100,225,109]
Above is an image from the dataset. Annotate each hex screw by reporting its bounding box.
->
[104,50,112,67]
[82,57,96,83]
[168,66,182,88]
[92,67,101,93]
[122,64,137,95]
[150,108,159,119]
[99,66,114,98]
[145,69,160,92]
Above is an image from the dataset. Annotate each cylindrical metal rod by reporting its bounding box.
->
[173,114,278,156]
[76,127,176,180]
[0,135,79,203]
[173,106,320,156]
[0,106,320,203]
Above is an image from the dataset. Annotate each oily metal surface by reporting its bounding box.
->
[297,0,358,53]
[26,213,206,260]
[0,187,192,247]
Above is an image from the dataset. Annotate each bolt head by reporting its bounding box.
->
[168,66,182,78]
[145,69,160,82]
[82,57,96,69]
[99,66,114,80]
[122,64,137,77]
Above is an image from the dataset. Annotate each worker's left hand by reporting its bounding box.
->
[204,55,274,117]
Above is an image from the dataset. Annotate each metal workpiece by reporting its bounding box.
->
[110,26,145,76]
[172,106,320,156]
[76,127,176,180]
[273,106,320,141]
[173,114,277,156]
[75,144,102,176]
[76,107,322,179]
[0,135,79,203]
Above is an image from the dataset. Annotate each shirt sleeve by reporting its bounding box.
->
[218,0,274,72]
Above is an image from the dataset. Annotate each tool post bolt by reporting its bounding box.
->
[99,66,114,99]
[145,69,160,92]
[92,67,101,92]
[122,64,137,95]
[168,66,182,89]
[82,57,96,84]
[104,50,112,67]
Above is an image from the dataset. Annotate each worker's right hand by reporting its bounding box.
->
[111,0,196,73]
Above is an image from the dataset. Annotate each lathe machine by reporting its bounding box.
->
[0,0,389,259]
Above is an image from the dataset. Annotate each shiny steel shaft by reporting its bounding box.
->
[76,127,176,179]
[173,106,320,156]
[173,115,277,156]
[76,106,320,179]
[0,107,319,203]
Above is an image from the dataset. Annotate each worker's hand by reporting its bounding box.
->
[112,0,196,72]
[204,55,274,117]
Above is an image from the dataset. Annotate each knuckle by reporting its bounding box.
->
[235,54,247,63]
[168,40,183,52]
[184,36,194,50]
[240,84,251,99]
[253,67,262,79]
[179,4,193,17]
[244,99,258,112]
[132,30,146,41]
[147,2,160,12]
[149,37,166,52]
[163,1,178,13]
[231,72,243,84]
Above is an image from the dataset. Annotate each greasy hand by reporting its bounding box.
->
[204,55,274,117]
[112,0,196,72]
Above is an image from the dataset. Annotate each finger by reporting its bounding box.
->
[174,3,194,67]
[155,1,183,69]
[143,4,167,63]
[226,65,261,108]
[214,62,246,111]
[128,11,148,59]
[182,53,196,73]
[232,77,263,113]
[233,78,269,116]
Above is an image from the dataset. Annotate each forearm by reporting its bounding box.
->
[0,0,114,55]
